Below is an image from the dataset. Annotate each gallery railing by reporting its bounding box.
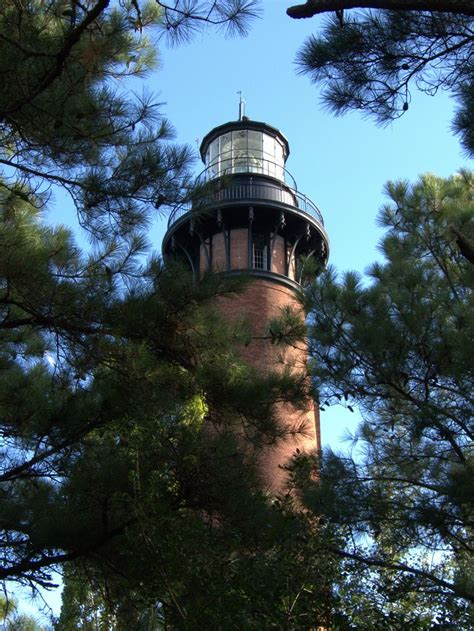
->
[167,178,324,228]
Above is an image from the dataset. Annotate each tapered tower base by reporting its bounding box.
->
[217,278,320,493]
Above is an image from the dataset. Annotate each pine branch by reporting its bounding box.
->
[0,158,81,189]
[287,0,474,18]
[3,0,110,117]
[0,520,134,583]
[0,418,104,483]
[327,545,474,603]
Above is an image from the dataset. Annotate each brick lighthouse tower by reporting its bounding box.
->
[162,108,329,493]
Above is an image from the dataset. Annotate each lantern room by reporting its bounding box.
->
[162,116,329,289]
[200,120,289,182]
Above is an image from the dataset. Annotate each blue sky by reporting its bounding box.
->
[153,0,468,277]
[21,1,471,622]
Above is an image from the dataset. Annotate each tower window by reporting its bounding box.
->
[252,234,268,270]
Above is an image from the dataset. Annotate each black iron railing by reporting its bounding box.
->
[167,179,324,228]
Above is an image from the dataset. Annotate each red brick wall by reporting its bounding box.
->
[195,224,319,493]
[200,229,295,279]
[271,235,286,275]
[211,232,226,272]
[288,248,296,281]
[230,228,248,270]
[217,279,320,494]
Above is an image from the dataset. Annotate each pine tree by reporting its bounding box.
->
[290,1,474,156]
[0,189,314,592]
[155,0,260,45]
[0,0,195,242]
[302,170,474,626]
[0,0,312,604]
[1,595,46,630]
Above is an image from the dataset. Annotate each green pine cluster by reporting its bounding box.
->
[296,9,474,157]
[302,171,474,628]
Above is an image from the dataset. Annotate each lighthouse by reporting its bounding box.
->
[162,110,329,493]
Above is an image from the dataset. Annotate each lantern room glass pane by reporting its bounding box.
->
[233,130,248,172]
[248,130,262,151]
[220,133,232,174]
[274,137,285,180]
[204,128,285,181]
[275,137,285,162]
[233,129,247,151]
[262,134,276,177]
[248,131,263,174]
[208,138,218,178]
